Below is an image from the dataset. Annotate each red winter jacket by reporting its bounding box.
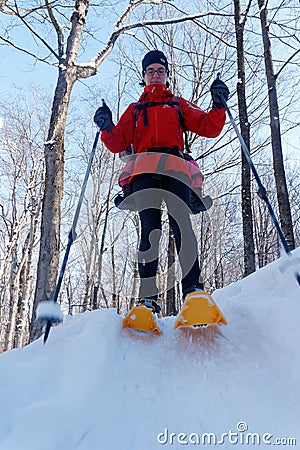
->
[101,83,226,179]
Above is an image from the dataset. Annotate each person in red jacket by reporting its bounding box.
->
[94,50,229,314]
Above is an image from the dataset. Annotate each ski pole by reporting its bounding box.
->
[42,124,103,343]
[219,92,300,287]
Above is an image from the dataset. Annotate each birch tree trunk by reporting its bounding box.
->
[30,1,91,340]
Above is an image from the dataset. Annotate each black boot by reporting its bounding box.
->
[183,283,204,299]
[137,298,161,314]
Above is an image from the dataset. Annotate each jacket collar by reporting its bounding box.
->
[139,84,173,102]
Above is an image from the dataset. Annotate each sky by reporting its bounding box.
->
[0,43,56,95]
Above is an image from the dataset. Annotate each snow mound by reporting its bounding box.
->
[0,250,299,450]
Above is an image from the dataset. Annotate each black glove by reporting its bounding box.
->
[210,77,229,109]
[94,99,113,130]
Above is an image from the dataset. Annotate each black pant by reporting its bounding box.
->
[131,173,203,299]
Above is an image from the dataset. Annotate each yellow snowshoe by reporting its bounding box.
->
[174,291,227,329]
[123,305,161,334]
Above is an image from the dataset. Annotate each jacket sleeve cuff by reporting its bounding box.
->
[212,103,225,111]
[105,123,115,132]
[101,123,114,133]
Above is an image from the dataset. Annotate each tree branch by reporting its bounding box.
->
[45,0,65,58]
[65,0,89,65]
[0,0,8,11]
[241,0,253,27]
[0,35,57,66]
[90,11,233,70]
[12,8,60,60]
[116,0,152,29]
[275,48,300,80]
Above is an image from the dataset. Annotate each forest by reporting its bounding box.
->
[0,0,299,351]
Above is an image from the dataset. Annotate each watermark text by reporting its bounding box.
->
[157,422,297,446]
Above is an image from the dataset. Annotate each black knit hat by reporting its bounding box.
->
[142,50,169,73]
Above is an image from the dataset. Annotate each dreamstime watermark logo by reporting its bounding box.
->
[157,421,297,446]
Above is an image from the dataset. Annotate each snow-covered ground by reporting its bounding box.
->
[0,250,299,450]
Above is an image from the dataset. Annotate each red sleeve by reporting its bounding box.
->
[101,104,135,153]
[180,99,226,138]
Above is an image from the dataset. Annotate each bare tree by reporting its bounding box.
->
[257,0,295,250]
[0,89,47,350]
[233,0,255,276]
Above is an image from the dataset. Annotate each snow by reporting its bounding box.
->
[36,301,63,324]
[0,250,300,450]
[44,139,57,146]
